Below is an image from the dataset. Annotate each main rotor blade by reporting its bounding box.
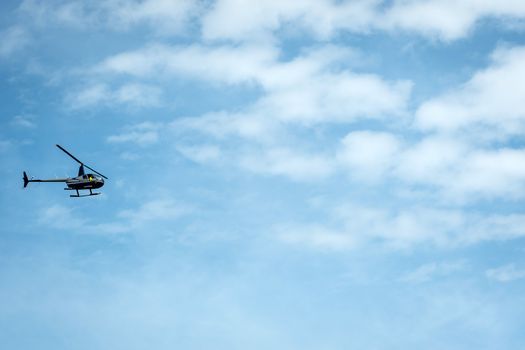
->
[84,164,108,179]
[56,144,108,179]
[56,144,83,165]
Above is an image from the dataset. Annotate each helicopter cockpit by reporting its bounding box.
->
[83,174,103,181]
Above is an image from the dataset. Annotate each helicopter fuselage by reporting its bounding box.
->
[65,173,105,190]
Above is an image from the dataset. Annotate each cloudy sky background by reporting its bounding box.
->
[2,0,525,348]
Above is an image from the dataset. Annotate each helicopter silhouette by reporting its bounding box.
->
[23,144,108,197]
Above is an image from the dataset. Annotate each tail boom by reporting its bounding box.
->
[23,172,68,188]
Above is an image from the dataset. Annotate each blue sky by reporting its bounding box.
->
[2,0,525,349]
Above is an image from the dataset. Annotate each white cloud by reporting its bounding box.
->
[107,122,162,146]
[400,261,466,283]
[201,0,377,41]
[96,43,277,83]
[66,83,162,109]
[172,116,329,182]
[97,44,410,125]
[240,147,335,182]
[396,136,469,187]
[102,199,192,233]
[0,139,12,153]
[118,199,191,225]
[277,224,355,251]
[11,115,37,128]
[337,131,402,182]
[120,152,141,161]
[382,0,477,40]
[450,148,525,198]
[110,0,200,35]
[114,83,162,107]
[171,112,278,142]
[17,0,525,43]
[392,136,525,201]
[334,130,525,200]
[65,83,109,109]
[384,0,525,40]
[486,264,525,282]
[20,0,200,35]
[176,144,222,164]
[337,204,463,248]
[416,46,525,135]
[108,131,158,146]
[255,71,411,125]
[98,42,411,182]
[79,12,523,196]
[38,204,86,229]
[0,26,30,58]
[278,203,525,250]
[20,0,90,27]
[38,199,191,234]
[277,205,457,250]
[462,213,525,244]
[202,0,525,42]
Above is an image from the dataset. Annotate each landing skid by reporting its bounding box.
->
[68,189,100,198]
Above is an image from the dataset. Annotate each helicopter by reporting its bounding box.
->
[23,144,108,197]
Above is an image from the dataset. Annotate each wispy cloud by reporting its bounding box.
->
[65,83,109,109]
[94,42,410,184]
[171,112,280,143]
[37,199,191,234]
[95,43,277,83]
[203,0,525,42]
[0,26,30,58]
[396,137,525,200]
[65,83,162,109]
[240,147,334,182]
[99,42,525,199]
[276,202,525,251]
[400,261,467,284]
[96,43,410,125]
[11,115,37,128]
[176,144,222,164]
[0,139,12,153]
[107,122,162,147]
[38,204,86,229]
[417,46,525,135]
[486,264,525,282]
[383,0,525,40]
[117,199,191,225]
[16,0,525,43]
[276,224,355,251]
[337,131,402,183]
[20,0,200,34]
